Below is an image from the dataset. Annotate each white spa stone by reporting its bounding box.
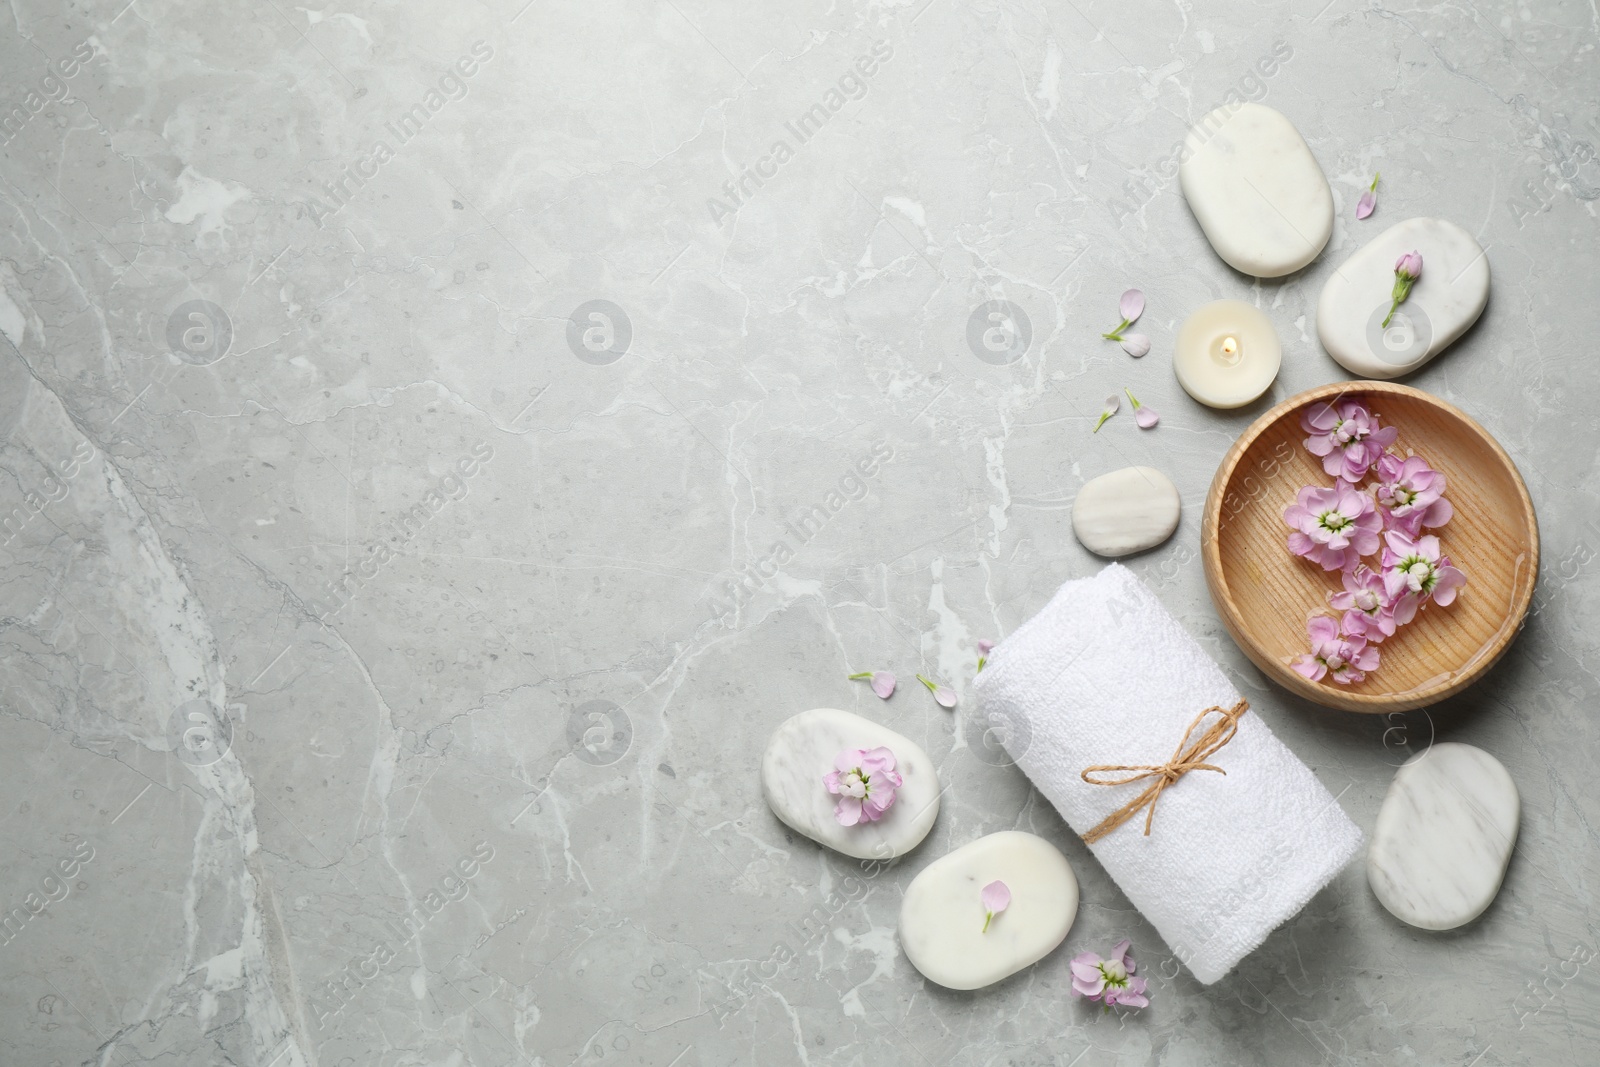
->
[1179,103,1334,277]
[761,708,940,861]
[1071,466,1181,558]
[1317,217,1490,379]
[899,831,1079,990]
[1367,742,1520,931]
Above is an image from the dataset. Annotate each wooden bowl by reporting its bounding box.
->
[1201,381,1538,713]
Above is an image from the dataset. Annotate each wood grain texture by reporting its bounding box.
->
[1201,381,1539,713]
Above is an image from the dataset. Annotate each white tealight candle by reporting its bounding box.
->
[1173,299,1281,409]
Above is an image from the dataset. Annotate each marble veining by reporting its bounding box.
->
[1368,742,1521,931]
[0,1,1596,1064]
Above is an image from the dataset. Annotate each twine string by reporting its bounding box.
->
[1078,700,1249,844]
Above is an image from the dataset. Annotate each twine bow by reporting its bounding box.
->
[1078,700,1249,845]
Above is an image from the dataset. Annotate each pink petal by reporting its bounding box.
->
[1120,333,1150,358]
[1356,189,1376,219]
[976,639,995,655]
[1109,938,1132,966]
[1308,615,1339,643]
[1291,654,1326,682]
[870,671,896,699]
[934,685,957,709]
[1301,402,1340,432]
[834,796,863,826]
[981,880,1011,913]
[1135,405,1159,428]
[1119,288,1144,323]
[858,747,897,776]
[834,748,866,771]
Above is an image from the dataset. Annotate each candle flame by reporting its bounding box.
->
[1221,336,1239,356]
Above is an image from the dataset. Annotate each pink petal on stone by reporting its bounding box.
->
[1120,333,1151,358]
[870,671,896,699]
[981,880,1011,914]
[1119,289,1144,323]
[1135,405,1159,428]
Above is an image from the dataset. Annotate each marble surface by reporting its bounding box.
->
[1368,742,1520,931]
[899,830,1078,990]
[0,2,1597,1065]
[1318,216,1491,378]
[1071,465,1181,557]
[761,707,941,860]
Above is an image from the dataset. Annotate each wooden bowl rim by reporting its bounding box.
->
[1201,380,1540,713]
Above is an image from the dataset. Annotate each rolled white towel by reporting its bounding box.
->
[972,563,1362,984]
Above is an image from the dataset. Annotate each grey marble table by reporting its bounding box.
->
[1,1,1596,1065]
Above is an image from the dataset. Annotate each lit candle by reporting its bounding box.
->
[1172,299,1281,409]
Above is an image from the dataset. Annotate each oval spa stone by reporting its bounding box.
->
[1367,742,1520,931]
[1317,217,1490,379]
[761,708,940,861]
[1179,102,1333,278]
[1072,466,1181,558]
[899,831,1079,990]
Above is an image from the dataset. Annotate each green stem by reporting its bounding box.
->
[1369,172,1381,192]
[1101,318,1131,340]
[1094,409,1115,433]
[982,911,994,933]
[916,674,938,693]
[975,656,987,673]
[1124,388,1141,409]
[848,672,872,679]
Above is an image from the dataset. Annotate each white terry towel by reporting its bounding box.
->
[973,563,1363,984]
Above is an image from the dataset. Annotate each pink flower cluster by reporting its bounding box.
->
[1282,400,1466,686]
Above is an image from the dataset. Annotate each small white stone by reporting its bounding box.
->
[1367,742,1520,931]
[1179,103,1334,277]
[899,831,1079,990]
[1317,217,1490,379]
[1072,466,1181,558]
[761,708,940,861]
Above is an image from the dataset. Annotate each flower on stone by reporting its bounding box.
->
[1329,564,1397,643]
[1292,615,1379,685]
[976,639,995,673]
[1375,453,1453,534]
[823,746,903,826]
[1301,399,1398,482]
[1383,250,1423,328]
[1284,481,1383,571]
[1101,289,1144,341]
[981,880,1011,933]
[1356,173,1379,220]
[1381,530,1466,621]
[848,670,896,699]
[1093,393,1120,433]
[917,673,957,708]
[1070,939,1149,1010]
[1124,388,1159,429]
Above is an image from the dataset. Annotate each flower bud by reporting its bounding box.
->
[1393,250,1423,280]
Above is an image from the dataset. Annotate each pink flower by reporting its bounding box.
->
[1375,453,1453,534]
[1301,400,1398,482]
[1383,251,1422,328]
[981,880,1010,933]
[1284,482,1383,571]
[1329,565,1398,642]
[1070,939,1149,1010]
[1381,530,1466,622]
[823,747,903,826]
[976,639,995,673]
[1292,615,1379,685]
[848,670,896,699]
